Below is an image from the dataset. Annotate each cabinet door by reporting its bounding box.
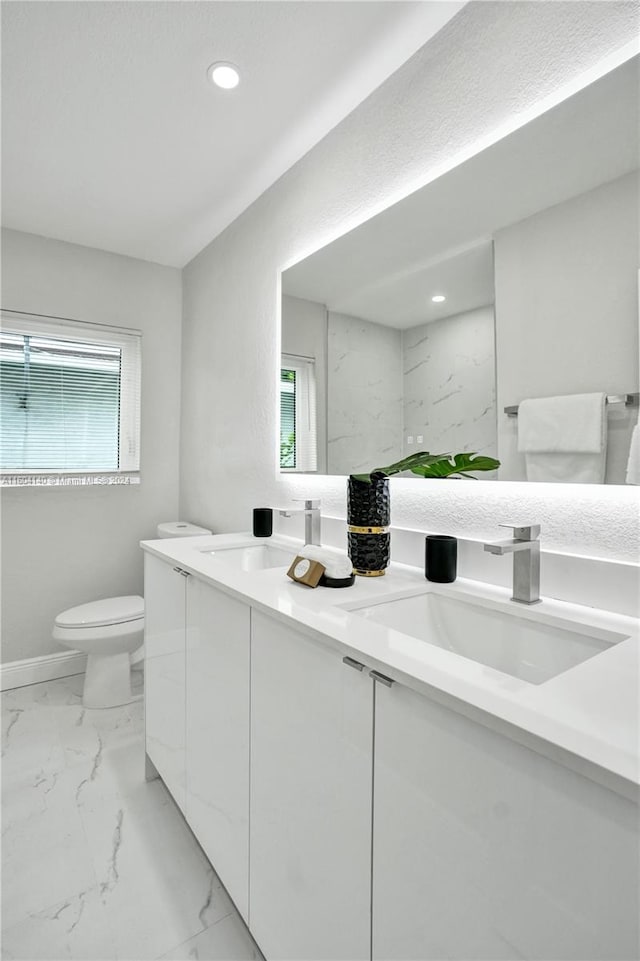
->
[250,610,373,961]
[373,681,640,961]
[185,580,250,920]
[144,554,187,812]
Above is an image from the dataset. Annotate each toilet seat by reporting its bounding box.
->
[53,595,145,708]
[55,595,144,630]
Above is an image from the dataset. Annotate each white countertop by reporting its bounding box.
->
[140,532,639,796]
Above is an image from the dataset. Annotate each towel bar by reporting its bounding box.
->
[504,392,640,417]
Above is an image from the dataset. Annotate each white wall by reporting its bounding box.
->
[1,229,182,663]
[180,2,639,562]
[281,294,327,473]
[495,172,639,483]
[327,311,403,475]
[402,306,497,464]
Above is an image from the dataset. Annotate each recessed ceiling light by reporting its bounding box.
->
[207,62,240,90]
[431,294,446,303]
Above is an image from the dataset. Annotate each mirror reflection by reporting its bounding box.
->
[281,58,639,484]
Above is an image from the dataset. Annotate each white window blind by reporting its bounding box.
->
[280,353,317,472]
[0,311,141,486]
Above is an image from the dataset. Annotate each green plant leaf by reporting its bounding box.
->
[350,472,376,483]
[351,451,500,482]
[410,453,500,478]
[375,451,451,475]
[350,451,451,483]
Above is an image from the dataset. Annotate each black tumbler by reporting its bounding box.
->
[253,508,273,538]
[425,535,457,583]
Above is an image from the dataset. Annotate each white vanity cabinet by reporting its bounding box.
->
[143,541,638,961]
[185,578,250,919]
[144,553,189,811]
[372,681,639,961]
[249,610,373,961]
[144,552,251,920]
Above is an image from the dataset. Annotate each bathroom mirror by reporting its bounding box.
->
[280,57,639,484]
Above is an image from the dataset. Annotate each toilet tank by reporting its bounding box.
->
[156,521,212,538]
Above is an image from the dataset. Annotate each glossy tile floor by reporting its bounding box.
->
[1,674,262,960]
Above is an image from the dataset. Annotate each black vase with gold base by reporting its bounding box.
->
[347,472,390,576]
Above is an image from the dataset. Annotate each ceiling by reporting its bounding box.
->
[329,240,495,329]
[283,57,639,329]
[1,0,464,267]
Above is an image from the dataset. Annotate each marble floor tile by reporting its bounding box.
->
[158,913,262,961]
[1,675,261,961]
[1,887,117,961]
[2,767,98,929]
[79,780,234,960]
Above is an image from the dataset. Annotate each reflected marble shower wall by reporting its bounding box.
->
[327,311,403,475]
[402,306,497,463]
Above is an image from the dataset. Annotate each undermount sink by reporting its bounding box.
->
[204,543,294,572]
[345,590,628,684]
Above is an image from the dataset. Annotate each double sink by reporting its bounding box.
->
[201,542,627,687]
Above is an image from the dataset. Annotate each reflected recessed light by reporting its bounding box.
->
[207,62,240,89]
[431,294,446,303]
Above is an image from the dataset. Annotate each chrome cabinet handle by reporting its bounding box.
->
[343,659,394,686]
[342,656,365,672]
[369,670,394,688]
[173,567,190,577]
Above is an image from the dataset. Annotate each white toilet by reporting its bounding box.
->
[53,521,211,709]
[155,521,212,539]
[53,595,144,709]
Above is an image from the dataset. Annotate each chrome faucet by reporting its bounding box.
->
[278,498,321,546]
[483,524,541,605]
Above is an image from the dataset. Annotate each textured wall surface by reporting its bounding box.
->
[496,173,639,484]
[181,2,640,563]
[1,229,182,662]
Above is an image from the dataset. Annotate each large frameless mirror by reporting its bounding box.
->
[280,58,639,484]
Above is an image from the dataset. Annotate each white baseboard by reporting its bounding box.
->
[0,650,87,691]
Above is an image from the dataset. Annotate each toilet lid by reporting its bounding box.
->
[55,595,144,629]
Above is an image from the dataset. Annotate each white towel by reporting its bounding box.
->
[518,393,607,484]
[299,545,353,579]
[626,423,640,485]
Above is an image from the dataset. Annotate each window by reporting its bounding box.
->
[1,311,141,486]
[280,353,317,472]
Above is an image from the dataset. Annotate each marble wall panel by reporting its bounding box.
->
[327,311,403,475]
[402,306,497,466]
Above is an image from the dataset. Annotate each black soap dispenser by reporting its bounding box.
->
[425,534,457,583]
[252,508,273,537]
